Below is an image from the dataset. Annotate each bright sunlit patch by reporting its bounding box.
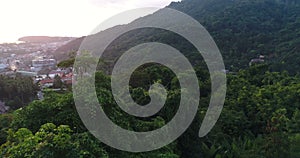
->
[0,0,181,43]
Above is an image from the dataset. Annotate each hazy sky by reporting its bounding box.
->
[0,0,181,43]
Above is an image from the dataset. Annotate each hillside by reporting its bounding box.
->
[53,37,85,61]
[56,0,300,74]
[169,0,300,72]
[19,36,75,43]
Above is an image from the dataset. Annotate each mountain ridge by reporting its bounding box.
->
[19,36,76,43]
[56,0,300,73]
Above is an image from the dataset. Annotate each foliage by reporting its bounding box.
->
[0,75,37,110]
[170,0,300,73]
[57,58,75,68]
[0,123,108,158]
[0,63,300,157]
[2,0,300,157]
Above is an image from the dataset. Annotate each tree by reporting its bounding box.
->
[53,75,63,89]
[0,123,109,158]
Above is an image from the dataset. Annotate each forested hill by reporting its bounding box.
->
[168,0,300,73]
[56,0,300,74]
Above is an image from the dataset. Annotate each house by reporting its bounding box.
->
[48,70,65,79]
[249,55,265,66]
[63,77,72,85]
[39,79,54,88]
[61,73,73,85]
[38,71,73,89]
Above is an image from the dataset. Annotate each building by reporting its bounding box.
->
[249,55,265,66]
[48,70,64,79]
[39,79,54,88]
[16,71,38,77]
[32,59,56,67]
[31,59,56,72]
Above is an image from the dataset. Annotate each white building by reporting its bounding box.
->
[32,59,56,68]
[31,59,57,72]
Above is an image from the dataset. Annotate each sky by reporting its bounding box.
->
[0,0,181,43]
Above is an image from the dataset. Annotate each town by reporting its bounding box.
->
[0,37,75,113]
